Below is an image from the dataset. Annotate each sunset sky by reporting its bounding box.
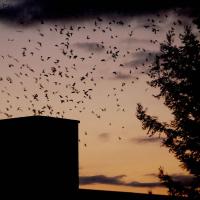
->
[0,0,197,195]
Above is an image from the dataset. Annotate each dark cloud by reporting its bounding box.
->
[0,0,25,7]
[124,59,147,67]
[0,0,42,23]
[122,38,153,45]
[130,136,162,144]
[126,181,162,188]
[98,132,110,141]
[171,174,195,185]
[74,42,105,53]
[146,173,194,186]
[124,51,159,67]
[0,0,199,23]
[79,174,163,188]
[112,72,133,80]
[79,175,126,185]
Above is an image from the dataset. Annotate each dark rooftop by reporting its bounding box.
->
[0,115,80,123]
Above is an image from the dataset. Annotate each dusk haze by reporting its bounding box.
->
[0,0,199,199]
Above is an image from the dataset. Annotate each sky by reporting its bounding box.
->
[0,0,198,195]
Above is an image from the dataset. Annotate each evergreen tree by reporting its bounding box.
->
[136,26,200,199]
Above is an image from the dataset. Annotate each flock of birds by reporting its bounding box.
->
[0,12,186,146]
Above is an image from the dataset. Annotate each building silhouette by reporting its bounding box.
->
[0,116,174,199]
[0,116,79,199]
